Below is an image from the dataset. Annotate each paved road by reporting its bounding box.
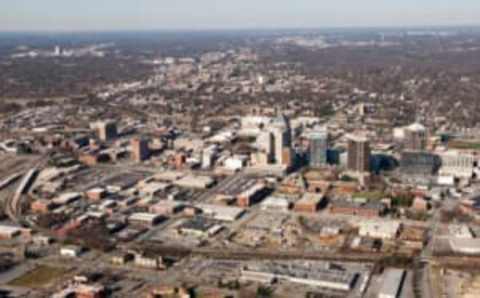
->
[4,154,50,223]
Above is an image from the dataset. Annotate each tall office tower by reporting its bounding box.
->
[256,131,274,163]
[202,146,217,169]
[97,120,118,141]
[131,138,150,162]
[54,46,61,56]
[270,114,292,166]
[309,130,328,168]
[347,135,371,173]
[404,123,427,151]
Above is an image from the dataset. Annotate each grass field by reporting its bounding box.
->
[448,140,480,150]
[352,191,386,200]
[8,265,69,288]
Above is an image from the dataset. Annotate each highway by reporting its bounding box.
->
[3,154,51,224]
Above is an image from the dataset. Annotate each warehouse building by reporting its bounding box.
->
[195,204,245,222]
[260,196,290,212]
[241,261,358,291]
[174,175,215,189]
[149,200,185,215]
[177,217,223,237]
[237,182,269,207]
[128,213,165,226]
[378,269,406,298]
[449,238,480,255]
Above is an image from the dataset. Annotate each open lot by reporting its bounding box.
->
[7,265,70,289]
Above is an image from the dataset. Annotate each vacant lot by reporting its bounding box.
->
[8,265,69,288]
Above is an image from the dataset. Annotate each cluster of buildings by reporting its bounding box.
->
[4,42,480,298]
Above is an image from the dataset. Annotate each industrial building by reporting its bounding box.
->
[149,200,184,215]
[378,269,406,298]
[128,213,165,226]
[293,193,325,213]
[195,204,245,222]
[177,217,223,237]
[449,238,480,255]
[237,182,268,207]
[260,196,290,212]
[241,261,358,291]
[174,175,215,189]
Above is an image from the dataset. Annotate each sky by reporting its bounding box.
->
[2,0,480,31]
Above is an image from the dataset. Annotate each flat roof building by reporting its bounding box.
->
[128,213,165,226]
[241,261,358,291]
[196,204,245,222]
[347,134,370,173]
[378,269,406,298]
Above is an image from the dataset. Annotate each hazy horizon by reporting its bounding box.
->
[2,0,480,31]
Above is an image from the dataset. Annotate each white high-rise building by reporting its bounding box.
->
[54,46,61,56]
[256,131,274,163]
[270,114,292,166]
[202,145,217,169]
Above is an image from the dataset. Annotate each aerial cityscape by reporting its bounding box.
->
[2,2,480,298]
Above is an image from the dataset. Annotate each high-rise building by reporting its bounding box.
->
[202,146,217,169]
[400,151,440,176]
[256,131,274,163]
[131,138,150,162]
[54,46,61,56]
[309,130,328,167]
[270,114,292,166]
[404,123,427,151]
[347,135,370,173]
[97,120,117,141]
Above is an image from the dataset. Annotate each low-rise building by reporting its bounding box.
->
[196,204,245,222]
[330,200,385,217]
[241,261,358,291]
[237,182,268,207]
[293,193,325,213]
[261,196,290,212]
[86,188,107,201]
[60,245,83,257]
[128,213,165,226]
[358,220,401,239]
[149,200,184,215]
[134,253,166,270]
[378,269,406,298]
[174,175,215,189]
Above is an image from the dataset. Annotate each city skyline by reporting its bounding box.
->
[2,0,480,31]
